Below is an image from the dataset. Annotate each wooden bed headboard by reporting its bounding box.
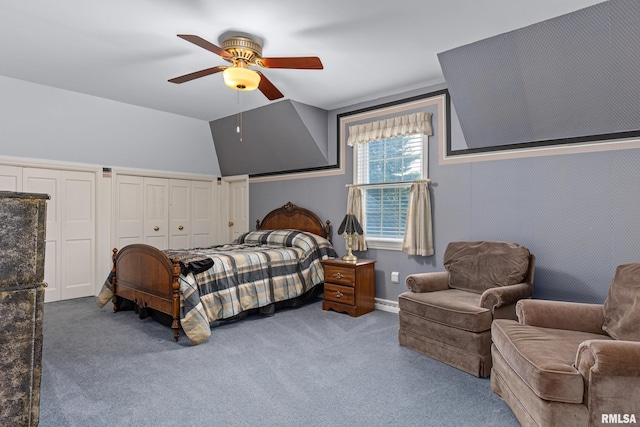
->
[256,201,332,241]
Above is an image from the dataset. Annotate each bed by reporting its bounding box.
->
[97,202,337,344]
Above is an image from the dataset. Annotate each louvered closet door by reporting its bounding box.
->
[61,171,95,300]
[22,168,62,302]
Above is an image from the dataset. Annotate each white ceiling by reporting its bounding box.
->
[0,0,603,122]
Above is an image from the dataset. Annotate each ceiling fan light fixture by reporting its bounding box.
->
[222,65,260,91]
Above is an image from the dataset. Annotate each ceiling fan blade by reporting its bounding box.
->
[177,34,232,58]
[256,72,284,100]
[168,66,226,84]
[261,57,323,70]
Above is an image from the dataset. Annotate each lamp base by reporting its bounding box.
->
[342,253,358,262]
[342,234,358,262]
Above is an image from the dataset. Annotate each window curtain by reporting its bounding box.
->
[346,185,367,251]
[402,179,434,256]
[347,111,433,146]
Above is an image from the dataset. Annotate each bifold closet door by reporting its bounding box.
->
[169,179,215,249]
[0,165,22,191]
[191,180,214,248]
[23,168,96,302]
[144,177,169,249]
[114,174,144,248]
[115,175,169,250]
[60,171,95,300]
[169,179,191,249]
[22,168,62,302]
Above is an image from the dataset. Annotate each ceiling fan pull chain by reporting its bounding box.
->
[236,91,243,142]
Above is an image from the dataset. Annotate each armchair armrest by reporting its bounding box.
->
[576,339,640,377]
[516,299,606,335]
[480,282,532,312]
[405,271,449,293]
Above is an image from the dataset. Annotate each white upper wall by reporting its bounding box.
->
[0,75,221,176]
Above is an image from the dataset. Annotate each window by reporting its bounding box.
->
[339,90,448,250]
[354,133,426,249]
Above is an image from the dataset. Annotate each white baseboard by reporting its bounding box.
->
[375,298,399,314]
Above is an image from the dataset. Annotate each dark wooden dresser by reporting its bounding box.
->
[0,191,49,426]
[322,258,376,317]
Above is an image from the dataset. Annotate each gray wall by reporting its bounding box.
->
[0,75,220,176]
[251,82,640,304]
[3,72,637,306]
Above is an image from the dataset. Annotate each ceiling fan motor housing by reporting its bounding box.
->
[221,36,263,65]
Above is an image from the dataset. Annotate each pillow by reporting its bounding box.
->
[233,229,336,259]
[443,241,531,293]
[602,263,640,341]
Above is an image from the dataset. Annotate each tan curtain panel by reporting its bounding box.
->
[402,180,434,256]
[347,111,433,146]
[346,185,367,251]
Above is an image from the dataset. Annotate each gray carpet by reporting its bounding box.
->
[39,297,519,427]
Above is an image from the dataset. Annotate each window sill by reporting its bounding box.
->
[366,238,403,251]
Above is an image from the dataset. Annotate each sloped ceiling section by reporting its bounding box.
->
[438,0,640,152]
[210,100,329,177]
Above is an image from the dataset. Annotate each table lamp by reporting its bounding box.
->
[337,213,363,262]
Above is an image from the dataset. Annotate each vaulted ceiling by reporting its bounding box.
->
[0,1,603,121]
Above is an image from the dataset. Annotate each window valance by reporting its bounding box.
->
[347,111,433,146]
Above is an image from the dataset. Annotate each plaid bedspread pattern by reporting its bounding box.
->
[98,230,337,344]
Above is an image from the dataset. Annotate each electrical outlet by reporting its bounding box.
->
[391,271,399,284]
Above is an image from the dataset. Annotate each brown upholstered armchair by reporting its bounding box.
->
[491,263,640,427]
[398,241,535,378]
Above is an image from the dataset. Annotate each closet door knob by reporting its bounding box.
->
[178,225,184,230]
[154,226,159,231]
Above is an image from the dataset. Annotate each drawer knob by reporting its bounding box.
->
[154,226,160,231]
[333,291,343,298]
[332,272,343,279]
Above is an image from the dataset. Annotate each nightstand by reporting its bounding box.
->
[322,258,376,317]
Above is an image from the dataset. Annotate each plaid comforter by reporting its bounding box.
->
[98,230,337,344]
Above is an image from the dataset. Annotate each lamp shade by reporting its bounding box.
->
[337,214,363,235]
[222,66,260,91]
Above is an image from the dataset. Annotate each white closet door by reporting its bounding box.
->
[144,177,169,249]
[61,171,95,300]
[169,179,191,249]
[224,175,249,242]
[23,168,62,302]
[0,165,22,191]
[115,175,144,248]
[192,180,214,248]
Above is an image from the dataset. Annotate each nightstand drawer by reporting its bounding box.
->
[324,283,355,306]
[324,265,355,286]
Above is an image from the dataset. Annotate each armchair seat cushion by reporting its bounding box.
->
[492,319,612,404]
[399,289,492,332]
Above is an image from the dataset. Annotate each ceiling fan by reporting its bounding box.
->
[168,34,323,101]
